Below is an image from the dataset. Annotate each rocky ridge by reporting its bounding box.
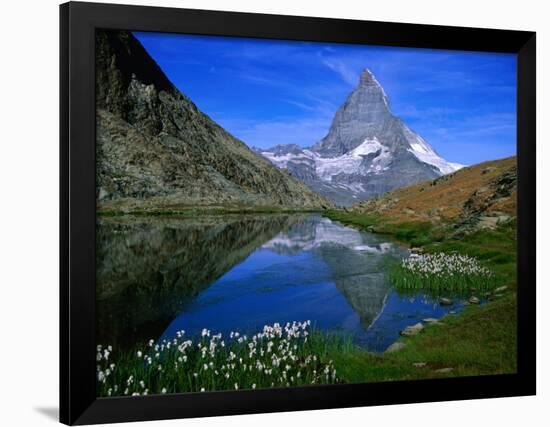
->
[96,30,329,212]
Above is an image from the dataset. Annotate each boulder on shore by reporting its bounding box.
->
[400,323,424,337]
[468,296,480,304]
[413,362,427,368]
[385,342,406,353]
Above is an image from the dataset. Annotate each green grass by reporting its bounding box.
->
[326,293,517,382]
[389,267,497,295]
[324,210,443,247]
[427,220,517,289]
[389,252,498,295]
[96,322,346,396]
[324,210,516,291]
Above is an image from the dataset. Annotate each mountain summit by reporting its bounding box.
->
[258,68,463,206]
[313,69,391,157]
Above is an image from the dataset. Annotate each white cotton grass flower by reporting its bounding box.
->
[401,253,492,277]
[395,252,495,292]
[96,319,340,398]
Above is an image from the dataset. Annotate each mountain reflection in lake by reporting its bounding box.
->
[97,214,460,352]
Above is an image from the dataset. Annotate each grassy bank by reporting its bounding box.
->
[328,293,516,382]
[320,209,517,379]
[324,210,516,289]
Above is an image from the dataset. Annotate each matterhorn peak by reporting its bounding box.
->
[357,68,389,106]
[259,66,463,205]
[359,68,378,87]
[311,68,392,157]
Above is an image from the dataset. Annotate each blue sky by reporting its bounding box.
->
[134,32,516,166]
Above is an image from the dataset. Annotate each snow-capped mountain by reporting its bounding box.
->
[256,69,463,206]
[262,216,395,254]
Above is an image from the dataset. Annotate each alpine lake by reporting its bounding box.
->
[97,213,470,353]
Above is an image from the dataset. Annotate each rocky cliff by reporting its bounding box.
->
[258,69,463,206]
[96,30,329,211]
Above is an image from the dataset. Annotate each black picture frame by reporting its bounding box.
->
[60,1,536,425]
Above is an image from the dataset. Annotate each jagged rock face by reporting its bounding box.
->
[258,69,463,206]
[313,70,394,157]
[96,30,329,211]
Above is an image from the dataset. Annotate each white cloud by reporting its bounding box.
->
[321,58,359,87]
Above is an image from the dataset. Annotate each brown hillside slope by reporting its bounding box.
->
[351,156,516,231]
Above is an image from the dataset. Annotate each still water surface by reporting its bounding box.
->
[97,214,463,352]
